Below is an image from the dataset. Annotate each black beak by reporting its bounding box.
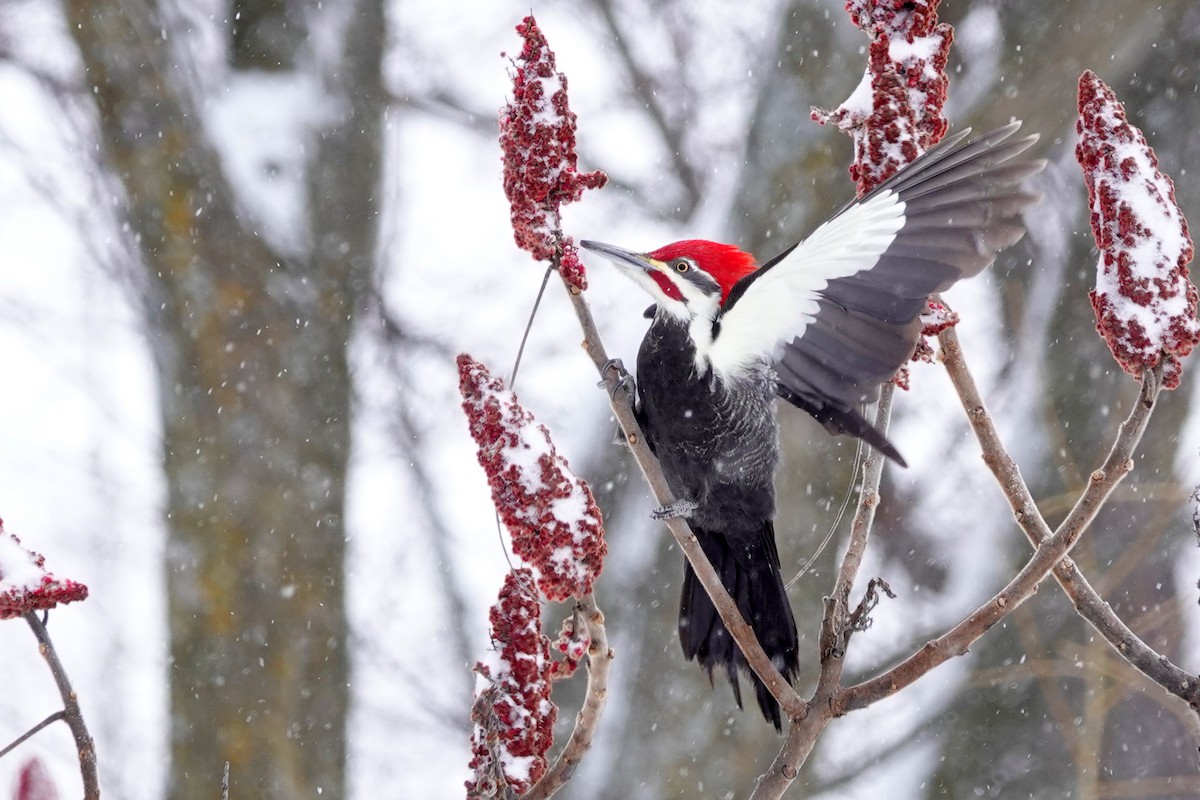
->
[580,240,656,274]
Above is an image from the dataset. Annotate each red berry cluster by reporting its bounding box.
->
[918,299,960,339]
[0,519,89,620]
[466,569,555,797]
[458,354,607,601]
[551,613,591,679]
[1076,70,1200,389]
[500,16,607,291]
[813,0,952,196]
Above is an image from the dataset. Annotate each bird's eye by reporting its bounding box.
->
[675,260,690,273]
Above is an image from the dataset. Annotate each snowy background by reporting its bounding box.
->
[2,1,1200,798]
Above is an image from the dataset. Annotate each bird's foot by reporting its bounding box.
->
[597,358,635,401]
[651,498,698,521]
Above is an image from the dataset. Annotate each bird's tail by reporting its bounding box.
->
[678,520,799,730]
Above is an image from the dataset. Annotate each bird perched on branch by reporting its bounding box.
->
[581,123,1043,729]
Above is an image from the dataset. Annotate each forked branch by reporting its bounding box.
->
[749,327,1170,800]
[750,386,897,800]
[837,359,1163,713]
[937,325,1200,710]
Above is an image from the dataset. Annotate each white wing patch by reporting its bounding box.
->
[704,189,907,379]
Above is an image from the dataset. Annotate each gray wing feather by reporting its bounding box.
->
[775,123,1044,460]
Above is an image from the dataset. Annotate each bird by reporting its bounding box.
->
[580,123,1044,729]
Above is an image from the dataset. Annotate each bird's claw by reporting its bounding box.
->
[651,498,698,521]
[597,358,635,400]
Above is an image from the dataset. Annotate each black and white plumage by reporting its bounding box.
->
[581,122,1044,728]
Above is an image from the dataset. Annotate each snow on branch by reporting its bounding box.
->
[1076,69,1200,389]
[812,0,952,196]
[466,569,556,797]
[0,520,88,620]
[500,15,607,291]
[457,354,606,602]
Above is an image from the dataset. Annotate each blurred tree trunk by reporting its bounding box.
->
[64,1,384,797]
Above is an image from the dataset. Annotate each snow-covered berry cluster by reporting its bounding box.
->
[813,0,952,197]
[0,519,88,620]
[458,354,606,601]
[1076,70,1200,389]
[500,15,607,291]
[466,569,555,797]
[892,300,962,388]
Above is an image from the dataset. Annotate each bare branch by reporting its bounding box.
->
[750,386,897,800]
[832,384,895,638]
[524,594,613,800]
[937,324,1200,710]
[836,361,1163,713]
[0,711,66,759]
[391,90,498,137]
[24,612,99,800]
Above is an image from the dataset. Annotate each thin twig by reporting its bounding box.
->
[24,611,99,800]
[832,384,895,641]
[937,325,1200,710]
[523,594,613,800]
[560,275,804,718]
[836,361,1162,713]
[0,711,67,759]
[750,384,897,800]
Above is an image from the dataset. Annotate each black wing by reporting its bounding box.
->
[733,123,1043,462]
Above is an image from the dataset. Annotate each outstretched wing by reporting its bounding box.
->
[709,123,1044,461]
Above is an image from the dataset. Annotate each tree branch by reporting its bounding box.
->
[836,358,1163,713]
[524,594,613,800]
[0,711,66,759]
[590,0,702,218]
[937,324,1200,710]
[750,385,896,800]
[24,612,99,800]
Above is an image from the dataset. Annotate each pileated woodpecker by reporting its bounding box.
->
[581,123,1043,729]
